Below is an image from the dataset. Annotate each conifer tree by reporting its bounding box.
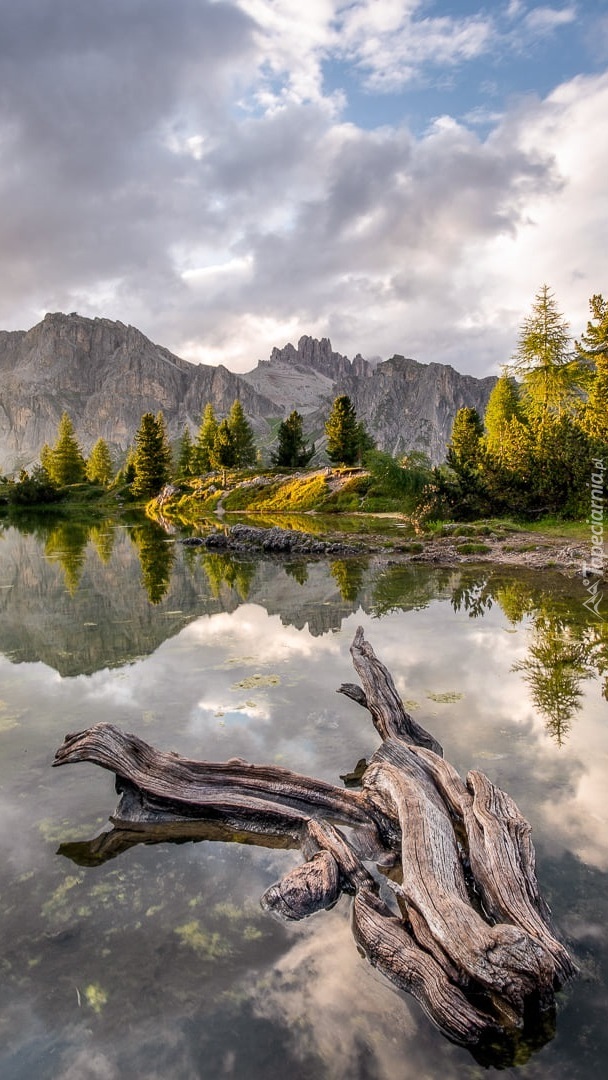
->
[272,410,315,467]
[325,395,359,465]
[45,412,86,486]
[192,403,218,473]
[131,412,172,498]
[211,418,236,482]
[483,375,525,462]
[227,399,256,467]
[86,438,114,485]
[446,407,484,471]
[576,294,608,445]
[575,293,608,365]
[511,285,579,421]
[175,425,194,479]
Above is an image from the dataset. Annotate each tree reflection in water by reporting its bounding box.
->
[447,570,607,746]
[130,520,175,604]
[45,520,90,595]
[201,552,256,601]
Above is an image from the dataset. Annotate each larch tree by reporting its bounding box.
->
[272,410,315,468]
[227,399,256,467]
[510,285,579,421]
[211,418,236,483]
[46,413,86,486]
[86,438,114,486]
[131,412,172,498]
[175,425,194,479]
[446,407,484,472]
[576,294,608,445]
[325,395,359,466]
[192,403,218,473]
[483,375,525,461]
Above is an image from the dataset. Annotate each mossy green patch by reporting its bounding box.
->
[84,983,108,1014]
[426,691,464,703]
[456,542,492,555]
[231,673,280,689]
[174,920,232,958]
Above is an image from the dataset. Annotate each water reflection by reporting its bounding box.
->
[130,519,175,603]
[0,516,607,1078]
[0,516,606,745]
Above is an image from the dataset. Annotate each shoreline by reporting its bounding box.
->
[179,519,592,580]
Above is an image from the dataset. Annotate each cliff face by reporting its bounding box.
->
[341,355,497,462]
[0,313,496,471]
[0,313,277,470]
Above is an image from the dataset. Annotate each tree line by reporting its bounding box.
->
[3,390,373,505]
[3,284,606,520]
[438,287,608,519]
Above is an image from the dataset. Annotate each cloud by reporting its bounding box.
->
[0,0,605,377]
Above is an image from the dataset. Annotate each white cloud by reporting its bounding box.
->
[0,0,604,377]
[523,5,577,35]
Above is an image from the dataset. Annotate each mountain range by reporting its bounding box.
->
[0,311,496,472]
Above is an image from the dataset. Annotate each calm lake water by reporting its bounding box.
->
[0,515,607,1080]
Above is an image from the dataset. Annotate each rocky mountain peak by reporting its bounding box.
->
[0,314,496,472]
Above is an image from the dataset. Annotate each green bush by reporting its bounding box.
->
[456,542,492,555]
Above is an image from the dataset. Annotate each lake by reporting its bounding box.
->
[0,515,606,1079]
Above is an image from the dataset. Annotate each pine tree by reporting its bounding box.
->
[483,375,525,461]
[175,425,194,479]
[510,285,579,421]
[446,408,484,471]
[325,395,359,465]
[575,293,608,365]
[192,403,218,473]
[131,412,172,498]
[211,418,236,482]
[45,413,86,486]
[576,295,608,445]
[227,399,256,467]
[272,410,315,467]
[86,438,114,485]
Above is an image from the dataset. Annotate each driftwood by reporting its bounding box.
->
[52,627,576,1065]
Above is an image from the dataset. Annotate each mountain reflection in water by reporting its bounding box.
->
[0,516,607,1078]
[0,516,605,745]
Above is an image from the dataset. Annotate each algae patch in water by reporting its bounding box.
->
[426,691,464,704]
[84,983,108,1014]
[231,674,281,690]
[174,920,232,958]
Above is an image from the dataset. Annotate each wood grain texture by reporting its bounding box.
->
[53,626,576,1060]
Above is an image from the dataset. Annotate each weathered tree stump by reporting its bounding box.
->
[52,627,576,1065]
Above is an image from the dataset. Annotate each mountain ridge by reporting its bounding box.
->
[0,312,496,471]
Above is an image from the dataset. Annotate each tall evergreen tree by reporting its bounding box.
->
[227,399,256,467]
[325,395,359,465]
[510,285,579,421]
[446,407,484,471]
[272,410,315,467]
[131,412,172,498]
[575,293,608,365]
[45,412,86,486]
[211,418,236,481]
[576,294,608,445]
[192,403,218,473]
[175,425,194,479]
[86,438,114,485]
[483,375,525,461]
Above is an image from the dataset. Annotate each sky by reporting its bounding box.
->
[1,0,607,377]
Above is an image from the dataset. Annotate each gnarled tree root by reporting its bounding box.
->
[52,627,576,1062]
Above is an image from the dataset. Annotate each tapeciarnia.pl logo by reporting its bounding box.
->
[582,458,605,621]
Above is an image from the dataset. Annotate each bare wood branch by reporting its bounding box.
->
[51,628,576,1061]
[349,626,443,754]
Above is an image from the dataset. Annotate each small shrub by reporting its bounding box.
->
[456,542,492,555]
